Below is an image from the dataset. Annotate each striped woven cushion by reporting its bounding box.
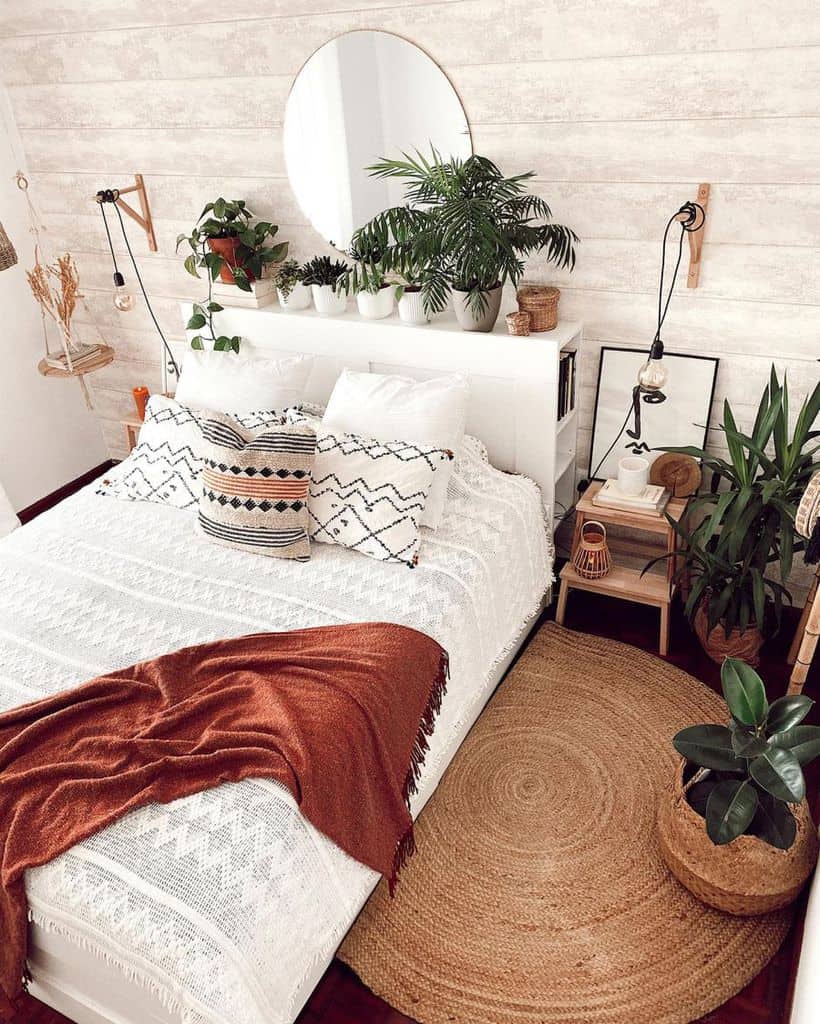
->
[197,413,317,561]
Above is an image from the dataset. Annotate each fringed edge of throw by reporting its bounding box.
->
[389,647,450,896]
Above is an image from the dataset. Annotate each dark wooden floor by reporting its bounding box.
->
[12,589,819,1024]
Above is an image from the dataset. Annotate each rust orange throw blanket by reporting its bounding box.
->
[0,622,448,1009]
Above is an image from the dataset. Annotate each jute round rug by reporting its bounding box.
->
[339,623,793,1024]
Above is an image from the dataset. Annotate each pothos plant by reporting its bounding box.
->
[673,658,820,849]
[176,199,288,292]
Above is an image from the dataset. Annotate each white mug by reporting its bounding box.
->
[617,456,649,497]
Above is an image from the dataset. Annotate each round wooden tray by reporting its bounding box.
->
[37,344,114,378]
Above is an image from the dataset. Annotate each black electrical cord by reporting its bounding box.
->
[111,201,180,379]
[97,201,121,279]
[555,200,706,533]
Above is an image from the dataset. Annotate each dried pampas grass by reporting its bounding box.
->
[26,252,81,350]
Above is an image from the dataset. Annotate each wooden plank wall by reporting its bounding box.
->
[1,0,818,592]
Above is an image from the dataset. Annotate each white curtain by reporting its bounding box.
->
[0,479,19,538]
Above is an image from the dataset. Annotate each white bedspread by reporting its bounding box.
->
[0,439,552,1024]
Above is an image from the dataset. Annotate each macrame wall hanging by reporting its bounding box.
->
[16,171,113,408]
[0,220,17,272]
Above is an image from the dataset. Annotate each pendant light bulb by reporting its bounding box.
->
[637,338,668,392]
[112,271,135,312]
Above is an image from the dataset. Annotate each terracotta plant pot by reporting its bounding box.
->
[657,759,818,916]
[452,284,503,332]
[207,237,255,286]
[693,604,764,667]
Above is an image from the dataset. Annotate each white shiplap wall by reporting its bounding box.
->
[0,2,818,564]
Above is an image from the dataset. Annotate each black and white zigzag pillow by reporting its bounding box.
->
[98,395,288,510]
[309,428,453,567]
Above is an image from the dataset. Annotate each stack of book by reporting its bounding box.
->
[44,343,104,373]
[212,277,277,309]
[558,349,577,421]
[592,479,671,516]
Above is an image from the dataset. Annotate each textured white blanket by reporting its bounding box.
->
[0,438,552,1024]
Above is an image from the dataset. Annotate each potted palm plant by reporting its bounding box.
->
[647,367,820,664]
[335,243,394,320]
[301,255,350,316]
[351,149,578,332]
[657,657,820,915]
[176,198,288,292]
[273,259,311,311]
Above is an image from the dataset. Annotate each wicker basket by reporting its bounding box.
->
[572,521,611,579]
[516,284,559,332]
[0,221,17,273]
[657,758,818,916]
[505,311,530,336]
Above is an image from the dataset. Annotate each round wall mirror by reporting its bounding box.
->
[284,31,472,251]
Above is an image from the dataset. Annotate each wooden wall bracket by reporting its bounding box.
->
[93,173,157,252]
[675,183,710,289]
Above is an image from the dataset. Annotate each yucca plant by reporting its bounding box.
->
[350,148,578,318]
[647,367,820,637]
[674,658,820,849]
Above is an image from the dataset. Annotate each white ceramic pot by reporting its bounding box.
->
[311,284,347,316]
[397,289,429,325]
[277,282,312,311]
[357,287,394,320]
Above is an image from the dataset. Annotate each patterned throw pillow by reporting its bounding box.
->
[309,429,453,567]
[98,396,288,510]
[198,414,317,560]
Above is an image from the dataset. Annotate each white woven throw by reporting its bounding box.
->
[0,438,552,1024]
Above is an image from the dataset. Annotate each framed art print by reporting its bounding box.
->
[588,347,719,481]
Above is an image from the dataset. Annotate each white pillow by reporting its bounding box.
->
[97,395,287,510]
[175,351,313,414]
[309,427,452,567]
[322,369,469,529]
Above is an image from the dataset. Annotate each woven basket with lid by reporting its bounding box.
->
[517,284,559,332]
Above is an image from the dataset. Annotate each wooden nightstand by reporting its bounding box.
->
[121,415,143,453]
[555,481,690,656]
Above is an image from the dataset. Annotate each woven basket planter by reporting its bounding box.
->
[516,285,559,332]
[0,221,17,272]
[693,603,764,667]
[657,758,819,916]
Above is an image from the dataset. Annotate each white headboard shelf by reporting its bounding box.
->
[176,302,582,522]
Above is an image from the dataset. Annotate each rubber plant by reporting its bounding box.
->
[673,658,820,849]
[176,198,288,292]
[647,367,820,639]
[350,148,578,318]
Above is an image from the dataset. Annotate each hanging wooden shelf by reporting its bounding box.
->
[37,344,115,379]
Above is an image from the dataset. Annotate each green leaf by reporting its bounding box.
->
[183,254,200,278]
[731,729,769,757]
[186,313,206,330]
[673,725,742,771]
[687,778,719,817]
[190,336,204,350]
[213,337,230,352]
[766,694,814,734]
[721,657,768,726]
[206,302,224,313]
[748,788,796,850]
[750,746,805,803]
[771,725,820,766]
[232,268,252,293]
[705,779,758,845]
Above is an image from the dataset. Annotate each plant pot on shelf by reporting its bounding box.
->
[207,237,255,286]
[693,603,764,667]
[657,758,818,915]
[452,284,503,333]
[357,286,394,320]
[397,288,429,325]
[277,283,312,311]
[311,284,347,316]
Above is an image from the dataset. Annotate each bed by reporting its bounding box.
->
[0,427,554,1024]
